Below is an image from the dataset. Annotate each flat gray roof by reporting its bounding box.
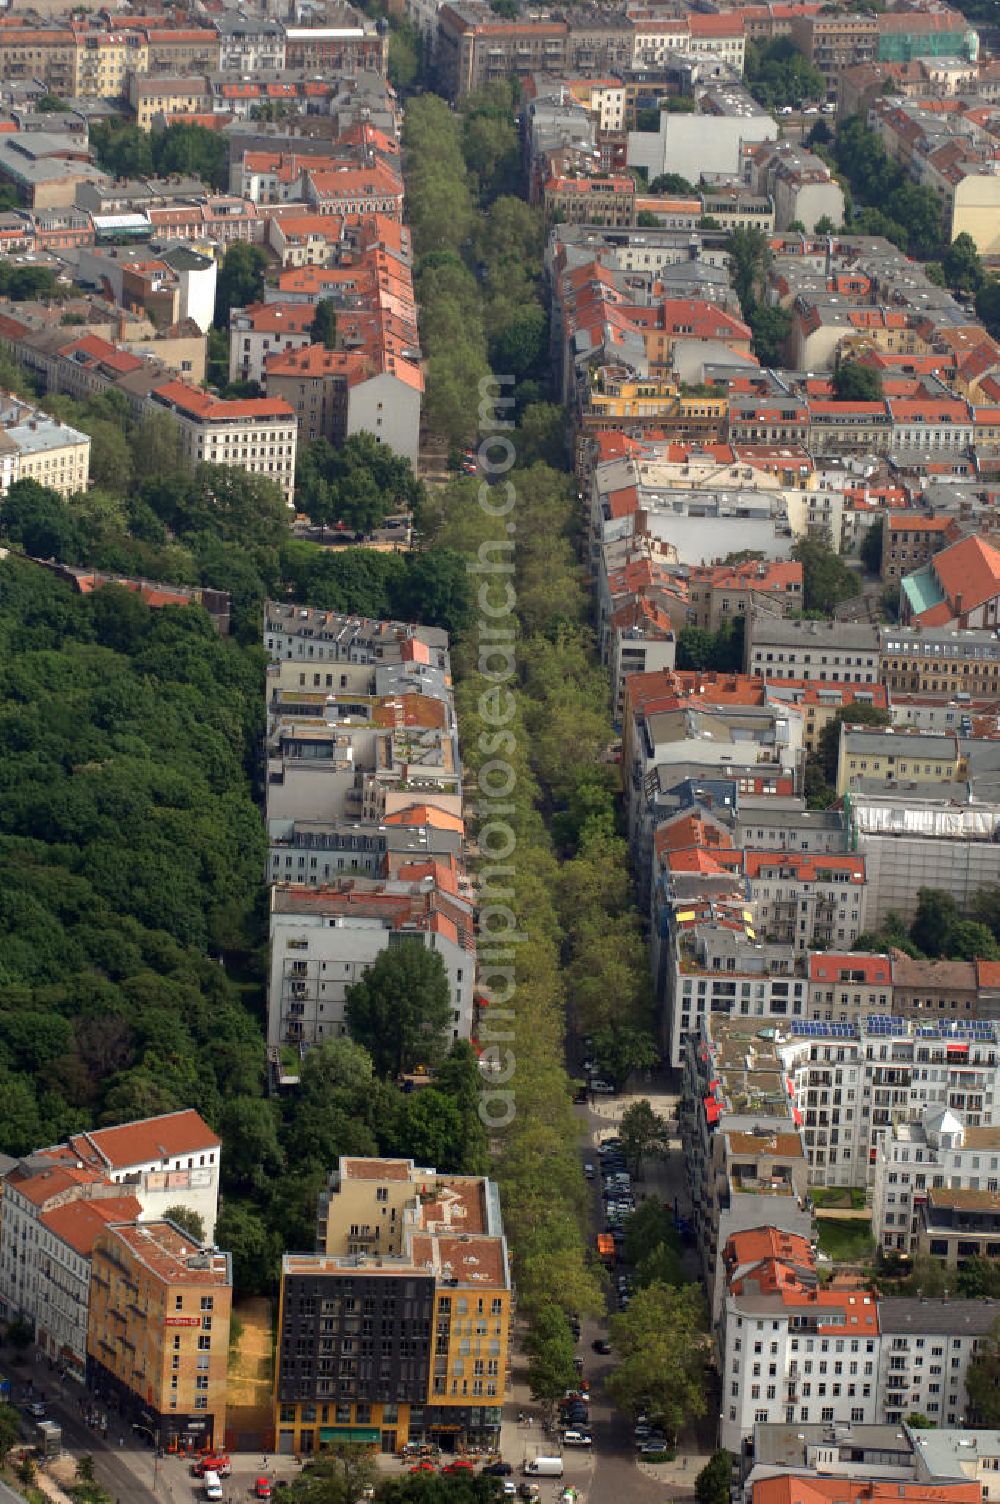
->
[878,1298,998,1335]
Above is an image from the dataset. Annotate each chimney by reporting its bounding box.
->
[955,592,963,619]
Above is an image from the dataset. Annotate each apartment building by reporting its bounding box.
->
[435,4,567,97]
[267,880,474,1055]
[230,303,317,390]
[790,12,877,90]
[0,1108,221,1368]
[835,727,964,798]
[63,1111,222,1243]
[275,1157,510,1455]
[283,25,387,76]
[746,617,881,685]
[807,952,893,1024]
[745,141,844,234]
[681,1021,812,1318]
[542,173,636,228]
[873,1104,1000,1255]
[849,782,1000,928]
[35,1194,143,1382]
[765,681,888,755]
[719,1233,993,1445]
[263,606,449,674]
[719,1248,880,1449]
[879,625,1000,699]
[747,851,867,953]
[216,14,285,72]
[0,1162,132,1350]
[0,401,90,496]
[127,74,212,130]
[87,1221,231,1453]
[0,29,78,94]
[146,382,297,503]
[880,513,955,584]
[266,343,422,467]
[877,1300,994,1425]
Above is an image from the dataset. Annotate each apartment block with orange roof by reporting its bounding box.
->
[146,380,298,503]
[229,302,316,389]
[87,1220,231,1453]
[0,1108,219,1378]
[275,1157,510,1455]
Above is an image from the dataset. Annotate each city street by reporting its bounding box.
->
[490,1071,708,1504]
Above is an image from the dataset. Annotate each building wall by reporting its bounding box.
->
[87,1232,231,1452]
[951,172,1000,256]
[877,1326,981,1426]
[346,371,421,467]
[629,110,777,182]
[857,832,1000,928]
[267,910,472,1054]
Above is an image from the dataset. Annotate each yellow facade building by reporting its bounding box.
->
[87,1220,232,1454]
[275,1159,511,1457]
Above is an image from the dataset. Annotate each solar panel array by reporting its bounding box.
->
[864,1015,909,1037]
[789,1020,858,1038]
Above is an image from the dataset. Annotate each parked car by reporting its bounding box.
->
[483,1463,513,1477]
[562,1432,593,1448]
[589,1079,616,1095]
[255,1480,272,1500]
[583,1163,595,1179]
[592,1338,612,1355]
[503,1481,518,1496]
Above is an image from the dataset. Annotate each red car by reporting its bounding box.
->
[255,1480,271,1500]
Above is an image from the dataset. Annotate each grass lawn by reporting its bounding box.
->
[817,1217,874,1263]
[812,1186,867,1210]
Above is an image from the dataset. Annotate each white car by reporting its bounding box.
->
[503,1483,518,1496]
[562,1431,593,1447]
[589,1079,616,1095]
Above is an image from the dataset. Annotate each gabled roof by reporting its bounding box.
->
[69,1109,219,1170]
[932,533,1000,613]
[41,1195,144,1257]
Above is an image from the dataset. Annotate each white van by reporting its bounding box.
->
[203,1472,223,1501]
[562,1431,592,1447]
[524,1458,564,1477]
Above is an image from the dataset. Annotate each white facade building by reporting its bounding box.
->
[873,1104,1000,1255]
[267,879,475,1053]
[146,381,297,503]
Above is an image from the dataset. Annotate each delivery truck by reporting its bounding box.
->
[523,1458,563,1478]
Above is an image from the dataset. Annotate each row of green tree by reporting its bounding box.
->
[831,115,943,260]
[0,425,473,645]
[857,886,1000,964]
[89,120,228,191]
[402,88,549,446]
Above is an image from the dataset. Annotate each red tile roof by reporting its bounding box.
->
[808,952,891,983]
[153,379,294,422]
[41,1195,144,1257]
[72,1109,219,1170]
[932,533,1000,613]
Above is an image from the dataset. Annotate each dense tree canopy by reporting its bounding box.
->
[744,37,826,107]
[834,116,943,258]
[346,943,454,1078]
